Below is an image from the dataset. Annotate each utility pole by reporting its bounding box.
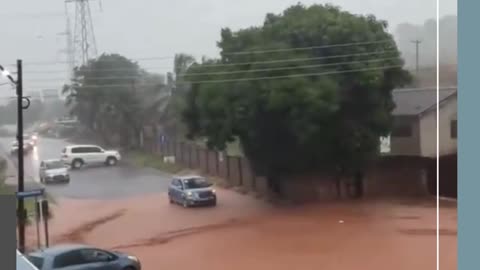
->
[1,61,28,252]
[411,39,422,77]
[16,60,27,253]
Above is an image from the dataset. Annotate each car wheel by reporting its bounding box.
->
[106,157,118,166]
[211,199,217,207]
[72,159,83,169]
[122,266,136,270]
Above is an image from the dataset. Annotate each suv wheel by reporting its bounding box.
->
[106,157,118,166]
[72,159,84,169]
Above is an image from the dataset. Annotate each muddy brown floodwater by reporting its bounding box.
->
[25,190,457,270]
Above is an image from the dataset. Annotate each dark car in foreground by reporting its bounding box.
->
[26,244,141,270]
[168,175,217,207]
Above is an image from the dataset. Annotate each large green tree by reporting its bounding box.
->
[159,53,195,137]
[65,53,167,146]
[182,4,411,192]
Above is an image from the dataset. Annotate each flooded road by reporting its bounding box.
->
[26,190,457,270]
[0,136,172,199]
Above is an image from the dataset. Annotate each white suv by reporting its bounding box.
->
[61,145,121,169]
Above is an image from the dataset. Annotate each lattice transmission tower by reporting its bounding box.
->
[66,0,98,67]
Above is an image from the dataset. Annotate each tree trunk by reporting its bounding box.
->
[353,171,364,199]
[335,176,342,199]
[267,172,283,198]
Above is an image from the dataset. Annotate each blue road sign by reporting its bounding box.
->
[15,189,44,199]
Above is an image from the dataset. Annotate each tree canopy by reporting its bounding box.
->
[64,53,168,146]
[182,4,411,179]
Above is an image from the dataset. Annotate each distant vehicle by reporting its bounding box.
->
[10,140,33,155]
[39,159,70,184]
[26,244,141,270]
[30,132,39,145]
[23,134,36,146]
[168,175,217,207]
[61,145,121,169]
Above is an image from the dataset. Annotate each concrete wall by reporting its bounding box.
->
[420,96,458,157]
[364,157,430,198]
[277,157,430,202]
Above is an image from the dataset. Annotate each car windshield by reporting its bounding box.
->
[26,255,44,269]
[46,161,65,169]
[183,178,211,189]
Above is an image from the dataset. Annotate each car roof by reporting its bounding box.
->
[176,175,204,180]
[30,244,92,257]
[65,145,101,149]
[42,159,63,163]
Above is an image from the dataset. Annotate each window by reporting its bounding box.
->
[71,147,85,154]
[183,178,212,189]
[392,124,413,137]
[172,179,183,189]
[89,147,103,153]
[46,161,65,169]
[26,255,44,269]
[79,249,115,263]
[450,119,457,139]
[53,251,86,268]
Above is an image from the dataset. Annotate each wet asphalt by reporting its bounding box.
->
[0,136,172,200]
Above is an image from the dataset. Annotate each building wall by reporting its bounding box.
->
[419,96,457,157]
[389,116,422,156]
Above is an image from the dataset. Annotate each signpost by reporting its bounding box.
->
[15,189,44,199]
[15,189,48,249]
[379,136,391,154]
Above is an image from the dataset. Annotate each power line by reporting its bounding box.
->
[30,65,437,90]
[17,50,399,76]
[6,39,398,67]
[22,57,402,82]
[222,39,394,55]
[183,57,400,77]
[187,50,399,68]
[51,65,403,88]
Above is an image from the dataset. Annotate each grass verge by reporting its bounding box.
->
[126,150,184,174]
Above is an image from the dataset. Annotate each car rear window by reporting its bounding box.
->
[27,255,44,269]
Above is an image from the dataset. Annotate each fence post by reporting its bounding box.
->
[178,142,182,164]
[205,149,209,174]
[173,139,177,160]
[188,144,192,168]
[238,157,243,186]
[226,156,231,182]
[196,147,200,169]
[215,151,219,176]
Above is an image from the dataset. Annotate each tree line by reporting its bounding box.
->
[64,3,413,197]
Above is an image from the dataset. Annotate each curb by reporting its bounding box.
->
[438,196,457,203]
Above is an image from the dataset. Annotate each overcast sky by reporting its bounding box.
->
[0,0,457,96]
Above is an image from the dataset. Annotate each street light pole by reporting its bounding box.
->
[2,60,30,253]
[16,59,27,253]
